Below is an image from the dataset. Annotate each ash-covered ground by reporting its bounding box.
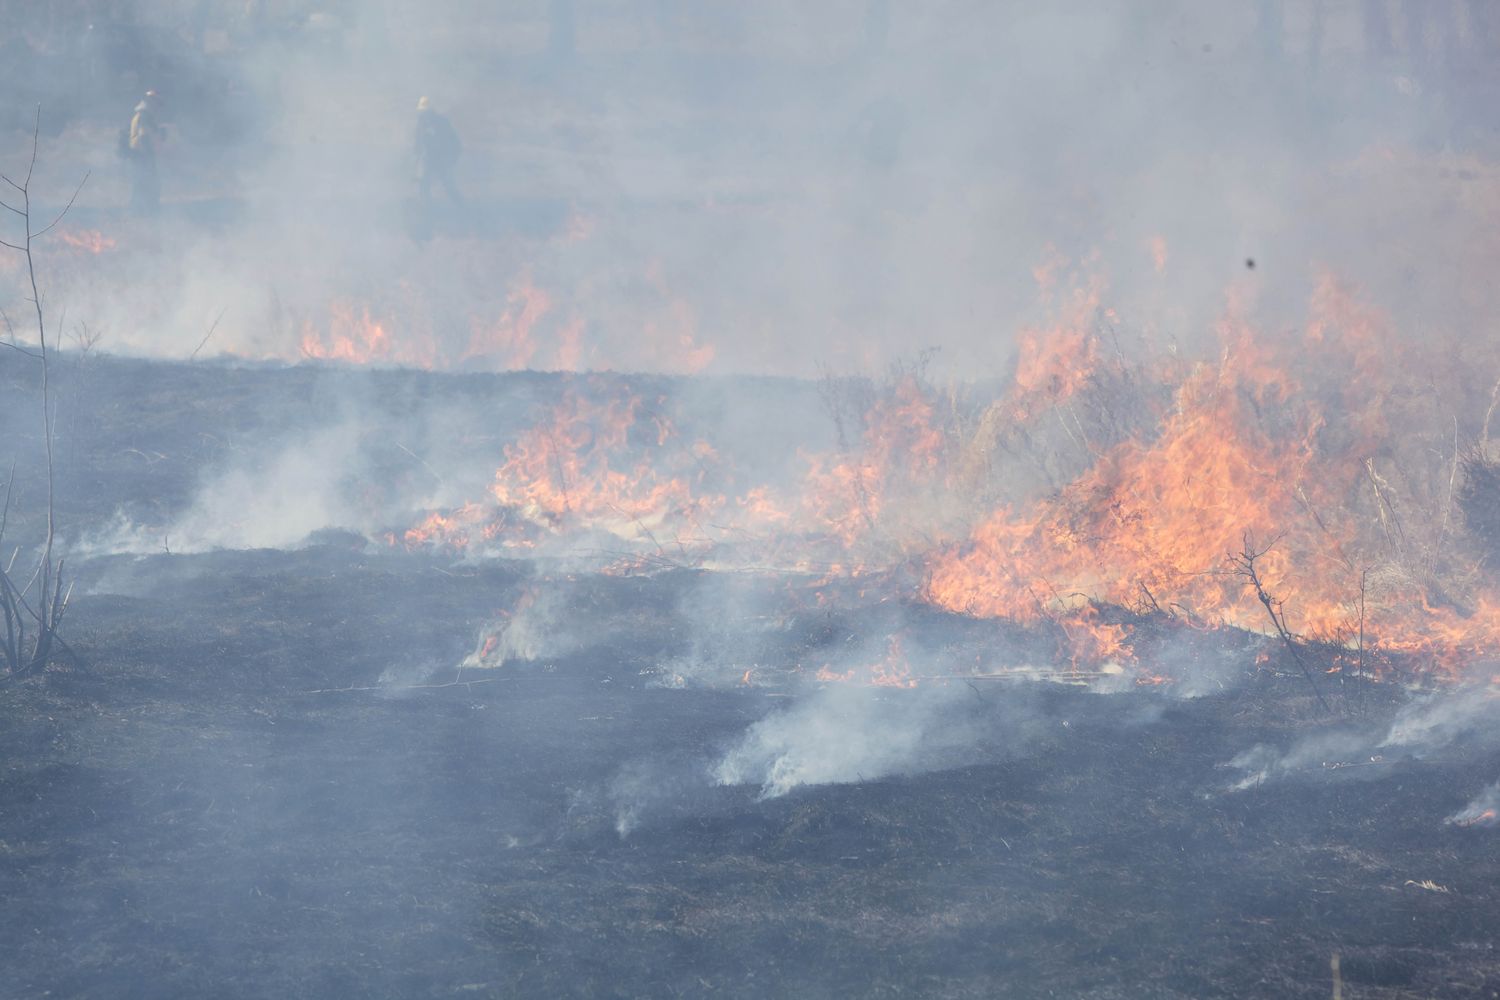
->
[2,357,1500,999]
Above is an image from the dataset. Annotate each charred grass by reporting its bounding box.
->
[2,546,1499,998]
[2,357,1499,996]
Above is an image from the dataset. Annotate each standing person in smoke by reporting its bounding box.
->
[413,96,464,212]
[125,89,165,214]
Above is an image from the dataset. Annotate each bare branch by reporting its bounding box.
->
[17,552,44,602]
[24,105,40,188]
[0,104,72,676]
[32,170,90,240]
[0,340,42,359]
[0,197,22,217]
[1482,375,1500,453]
[1232,532,1330,713]
[0,308,30,353]
[0,306,41,357]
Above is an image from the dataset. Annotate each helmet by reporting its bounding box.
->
[416,96,431,112]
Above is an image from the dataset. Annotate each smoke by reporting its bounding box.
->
[1447,780,1500,828]
[13,0,1500,839]
[1224,728,1379,792]
[8,3,1497,382]
[1382,685,1500,750]
[1223,686,1500,792]
[75,395,386,554]
[714,682,990,799]
[596,675,1049,834]
[69,368,582,556]
[461,577,614,668]
[607,755,718,838]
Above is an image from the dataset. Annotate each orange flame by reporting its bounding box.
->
[393,258,1500,684]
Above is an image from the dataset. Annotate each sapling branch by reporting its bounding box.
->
[1233,532,1331,713]
[0,107,84,675]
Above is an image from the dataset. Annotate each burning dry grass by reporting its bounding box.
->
[25,195,1500,689]
[390,270,1500,687]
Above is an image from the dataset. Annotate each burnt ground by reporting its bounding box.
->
[2,357,1500,998]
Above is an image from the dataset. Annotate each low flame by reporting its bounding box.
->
[390,263,1500,686]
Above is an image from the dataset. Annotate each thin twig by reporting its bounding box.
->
[31,170,89,239]
[1233,532,1331,713]
[0,462,12,543]
[0,339,43,359]
[0,307,42,358]
[189,306,227,360]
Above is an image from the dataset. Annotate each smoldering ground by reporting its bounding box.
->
[1450,780,1500,827]
[1223,684,1500,804]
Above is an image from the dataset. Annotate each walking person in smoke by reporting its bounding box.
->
[413,96,464,212]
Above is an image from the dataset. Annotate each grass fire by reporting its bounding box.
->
[3,3,1500,998]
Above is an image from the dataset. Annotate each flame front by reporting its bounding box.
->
[394,265,1500,685]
